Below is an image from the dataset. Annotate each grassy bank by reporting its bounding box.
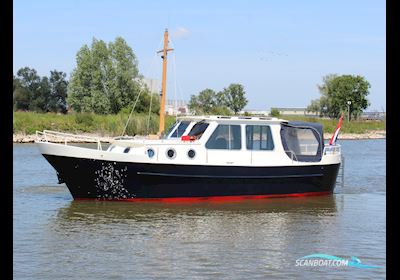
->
[13,112,385,136]
[13,111,177,136]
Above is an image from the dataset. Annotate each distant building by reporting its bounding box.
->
[239,110,270,116]
[166,99,189,115]
[360,111,386,121]
[271,107,318,116]
[271,107,306,115]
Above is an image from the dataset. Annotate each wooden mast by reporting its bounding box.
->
[157,29,174,135]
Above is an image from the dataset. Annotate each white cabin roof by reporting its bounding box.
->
[177,115,287,124]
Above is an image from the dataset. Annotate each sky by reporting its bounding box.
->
[13,0,386,111]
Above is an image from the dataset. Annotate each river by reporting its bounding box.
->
[13,140,386,279]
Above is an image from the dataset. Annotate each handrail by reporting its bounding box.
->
[36,130,103,150]
[284,150,298,162]
[323,144,341,155]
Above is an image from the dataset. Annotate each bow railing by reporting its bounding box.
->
[35,130,103,150]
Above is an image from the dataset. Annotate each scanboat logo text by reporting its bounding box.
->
[295,254,382,269]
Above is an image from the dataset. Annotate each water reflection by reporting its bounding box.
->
[55,195,338,225]
[43,196,341,278]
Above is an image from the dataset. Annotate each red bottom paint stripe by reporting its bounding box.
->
[75,191,331,203]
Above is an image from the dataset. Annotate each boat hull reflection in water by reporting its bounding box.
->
[56,195,338,224]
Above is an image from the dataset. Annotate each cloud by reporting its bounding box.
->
[171,27,190,40]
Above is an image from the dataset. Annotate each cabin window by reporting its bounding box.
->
[206,125,241,150]
[188,121,209,139]
[280,122,323,162]
[165,121,179,138]
[170,121,190,138]
[246,125,274,150]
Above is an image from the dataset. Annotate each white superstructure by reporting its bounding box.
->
[36,115,341,167]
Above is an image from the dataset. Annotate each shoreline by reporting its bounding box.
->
[13,130,386,143]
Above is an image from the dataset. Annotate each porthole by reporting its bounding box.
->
[187,149,196,159]
[166,148,176,159]
[147,148,155,158]
[123,147,130,153]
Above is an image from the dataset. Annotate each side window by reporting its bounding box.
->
[170,121,189,138]
[165,121,178,138]
[246,125,274,150]
[188,121,209,139]
[206,125,241,150]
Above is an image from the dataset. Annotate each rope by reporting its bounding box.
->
[169,37,187,117]
[121,35,164,136]
[144,56,158,135]
[146,89,154,135]
[173,53,186,115]
[145,36,164,135]
[121,89,142,136]
[169,38,178,117]
[172,52,178,117]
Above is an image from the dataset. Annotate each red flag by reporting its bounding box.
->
[329,113,344,145]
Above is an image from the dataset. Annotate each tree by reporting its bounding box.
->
[49,70,69,113]
[14,67,42,111]
[270,108,280,117]
[188,88,233,115]
[68,37,150,114]
[307,74,370,120]
[188,88,217,114]
[218,83,248,114]
[16,67,41,93]
[189,84,248,115]
[14,67,69,113]
[188,94,201,114]
[306,97,329,117]
[29,76,51,112]
[13,82,30,111]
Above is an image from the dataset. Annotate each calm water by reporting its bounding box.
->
[13,140,386,279]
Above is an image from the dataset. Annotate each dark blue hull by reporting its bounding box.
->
[43,154,340,200]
